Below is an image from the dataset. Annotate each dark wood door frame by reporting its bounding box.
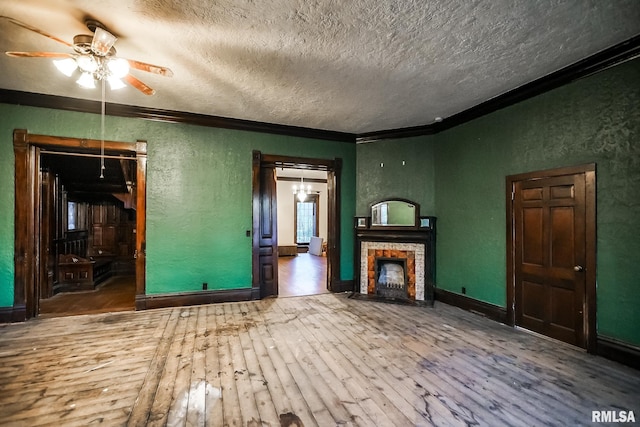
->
[252,151,342,297]
[12,129,147,320]
[506,163,596,352]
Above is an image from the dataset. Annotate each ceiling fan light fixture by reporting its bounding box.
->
[107,57,130,78]
[53,57,78,77]
[77,72,96,89]
[107,75,126,90]
[91,27,117,56]
[76,54,98,73]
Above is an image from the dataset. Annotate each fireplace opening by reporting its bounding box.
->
[375,257,408,300]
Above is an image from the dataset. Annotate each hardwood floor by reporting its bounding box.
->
[278,253,328,297]
[39,275,136,318]
[37,252,326,319]
[1,294,638,426]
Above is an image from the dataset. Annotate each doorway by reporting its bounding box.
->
[252,151,343,298]
[507,164,596,352]
[276,167,329,297]
[13,129,147,320]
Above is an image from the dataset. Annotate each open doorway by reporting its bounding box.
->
[37,152,137,317]
[275,168,329,297]
[252,151,344,299]
[13,129,147,320]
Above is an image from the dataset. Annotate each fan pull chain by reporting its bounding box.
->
[100,77,106,179]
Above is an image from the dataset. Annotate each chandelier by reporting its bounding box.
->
[292,176,311,202]
[53,27,129,90]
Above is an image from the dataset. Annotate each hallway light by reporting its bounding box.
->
[293,176,311,202]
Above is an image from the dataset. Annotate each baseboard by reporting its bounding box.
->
[136,287,256,311]
[597,336,640,370]
[434,288,507,324]
[331,279,355,293]
[0,305,27,323]
[278,245,298,257]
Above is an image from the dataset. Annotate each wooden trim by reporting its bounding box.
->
[506,163,597,352]
[332,279,354,293]
[597,337,640,370]
[135,288,255,311]
[260,154,336,170]
[251,151,262,293]
[277,176,327,184]
[584,169,597,354]
[0,305,26,323]
[0,89,356,143]
[357,35,640,143]
[434,288,508,324]
[12,129,146,321]
[327,158,342,292]
[135,142,148,300]
[13,130,35,321]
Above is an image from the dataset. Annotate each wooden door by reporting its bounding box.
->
[38,169,56,300]
[511,167,595,348]
[256,165,279,298]
[135,152,147,300]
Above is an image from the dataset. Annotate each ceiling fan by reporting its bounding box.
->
[3,16,173,95]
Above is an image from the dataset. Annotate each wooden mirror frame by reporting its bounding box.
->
[369,198,421,229]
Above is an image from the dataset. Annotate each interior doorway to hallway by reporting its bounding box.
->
[252,151,343,299]
[276,167,329,297]
[12,129,147,321]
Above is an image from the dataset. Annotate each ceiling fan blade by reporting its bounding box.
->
[1,16,72,48]
[124,74,156,96]
[126,59,173,77]
[6,51,73,58]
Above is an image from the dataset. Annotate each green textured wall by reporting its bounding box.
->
[355,59,640,346]
[356,136,436,215]
[0,104,355,303]
[434,58,639,345]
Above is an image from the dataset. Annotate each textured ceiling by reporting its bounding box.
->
[1,0,639,134]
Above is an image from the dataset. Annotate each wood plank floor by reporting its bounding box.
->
[0,294,638,426]
[39,275,136,317]
[38,251,326,320]
[278,253,328,297]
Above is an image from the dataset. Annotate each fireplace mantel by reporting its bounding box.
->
[354,216,436,306]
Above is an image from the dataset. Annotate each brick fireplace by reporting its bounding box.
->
[360,242,425,301]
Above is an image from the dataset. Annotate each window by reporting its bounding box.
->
[295,194,319,245]
[67,201,77,231]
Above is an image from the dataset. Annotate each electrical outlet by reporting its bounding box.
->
[203,282,208,290]
[461,286,466,295]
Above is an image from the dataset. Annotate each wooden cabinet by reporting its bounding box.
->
[57,254,94,292]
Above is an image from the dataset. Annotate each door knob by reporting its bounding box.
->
[574,265,584,272]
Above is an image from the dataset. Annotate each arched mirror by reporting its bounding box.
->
[371,200,418,227]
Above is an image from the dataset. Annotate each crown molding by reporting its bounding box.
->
[356,34,640,144]
[0,89,357,143]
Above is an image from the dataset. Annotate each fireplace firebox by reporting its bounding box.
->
[375,257,408,299]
